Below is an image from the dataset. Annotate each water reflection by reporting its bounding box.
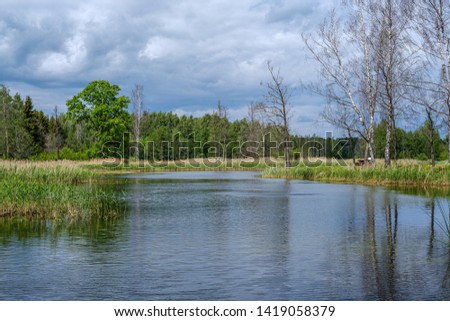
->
[0,216,126,246]
[361,190,450,300]
[363,191,399,300]
[0,172,449,300]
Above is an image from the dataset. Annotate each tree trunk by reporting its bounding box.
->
[347,128,356,166]
[284,145,291,168]
[385,119,392,167]
[283,113,291,168]
[427,109,436,171]
[448,100,450,163]
[392,117,397,166]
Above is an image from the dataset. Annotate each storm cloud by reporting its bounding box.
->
[0,0,335,135]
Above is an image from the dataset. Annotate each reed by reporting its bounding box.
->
[261,163,450,188]
[0,161,126,219]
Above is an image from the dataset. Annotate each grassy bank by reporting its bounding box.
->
[3,158,450,219]
[262,163,450,188]
[84,157,450,188]
[0,161,126,218]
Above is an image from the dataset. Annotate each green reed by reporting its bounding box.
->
[0,162,126,219]
[262,163,450,188]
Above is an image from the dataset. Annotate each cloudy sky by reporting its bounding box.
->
[0,0,336,135]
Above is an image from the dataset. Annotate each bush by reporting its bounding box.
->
[416,153,428,161]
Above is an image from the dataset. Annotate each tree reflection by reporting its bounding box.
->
[428,197,436,259]
[383,194,398,300]
[431,198,450,290]
[0,215,125,246]
[363,191,450,299]
[363,191,398,300]
[441,199,450,290]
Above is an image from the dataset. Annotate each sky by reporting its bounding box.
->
[0,0,337,136]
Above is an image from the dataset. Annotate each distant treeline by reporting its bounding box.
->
[0,83,445,162]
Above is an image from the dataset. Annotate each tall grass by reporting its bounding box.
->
[0,161,126,219]
[84,158,270,172]
[86,157,450,188]
[262,163,450,188]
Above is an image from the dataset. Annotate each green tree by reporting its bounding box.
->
[66,80,131,156]
[0,88,43,159]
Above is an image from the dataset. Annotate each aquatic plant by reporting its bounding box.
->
[0,161,126,219]
[261,163,450,188]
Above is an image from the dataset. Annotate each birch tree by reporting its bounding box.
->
[303,3,381,165]
[375,0,416,166]
[416,0,450,162]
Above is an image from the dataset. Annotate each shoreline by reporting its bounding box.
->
[2,159,450,218]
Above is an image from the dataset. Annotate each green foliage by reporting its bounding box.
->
[0,87,49,159]
[66,80,131,156]
[32,147,90,161]
[374,119,445,162]
[1,83,449,163]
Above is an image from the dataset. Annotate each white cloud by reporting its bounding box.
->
[0,0,336,134]
[37,35,87,76]
[139,36,179,60]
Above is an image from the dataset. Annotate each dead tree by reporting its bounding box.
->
[260,61,292,167]
[131,84,144,159]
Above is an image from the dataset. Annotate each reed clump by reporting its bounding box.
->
[0,161,126,219]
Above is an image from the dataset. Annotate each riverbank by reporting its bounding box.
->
[0,160,126,218]
[2,159,450,218]
[261,163,450,188]
[85,158,450,189]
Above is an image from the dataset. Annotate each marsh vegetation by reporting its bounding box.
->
[0,161,126,219]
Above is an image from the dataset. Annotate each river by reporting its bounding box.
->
[0,171,449,300]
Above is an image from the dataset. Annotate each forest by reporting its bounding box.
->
[0,81,445,163]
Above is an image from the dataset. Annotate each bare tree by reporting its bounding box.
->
[246,101,266,156]
[375,0,416,167]
[406,85,441,170]
[321,104,359,164]
[209,99,229,159]
[45,105,64,160]
[131,84,144,159]
[416,0,450,162]
[246,101,265,141]
[304,1,417,167]
[260,61,292,167]
[303,4,381,165]
[216,99,228,147]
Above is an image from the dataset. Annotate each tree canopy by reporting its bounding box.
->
[66,80,131,154]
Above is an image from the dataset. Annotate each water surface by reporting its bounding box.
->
[1,171,449,300]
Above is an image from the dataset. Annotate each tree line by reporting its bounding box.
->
[0,80,445,163]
